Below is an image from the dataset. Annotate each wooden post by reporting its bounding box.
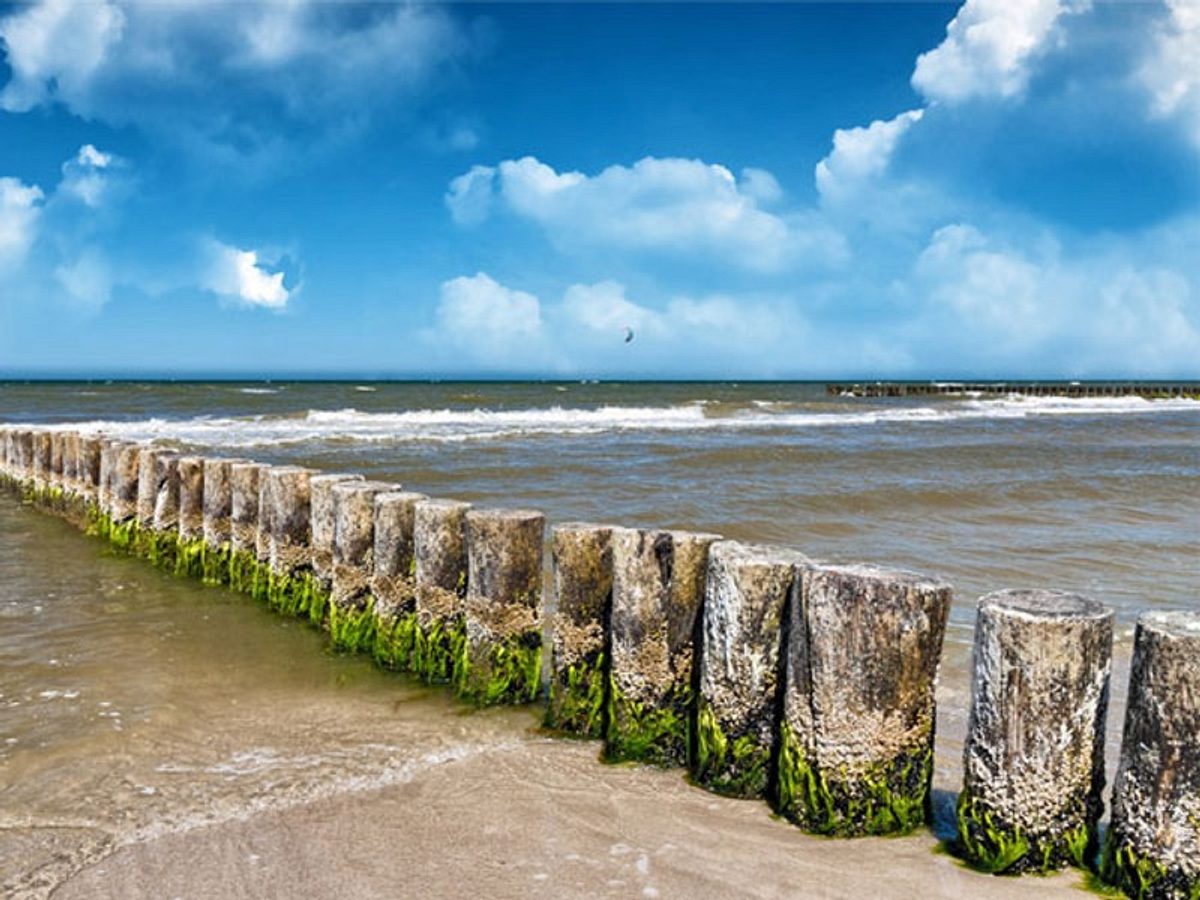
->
[606,527,721,766]
[229,462,263,594]
[545,523,613,737]
[457,508,545,706]
[263,466,319,622]
[310,473,363,589]
[1103,611,1200,899]
[145,451,181,568]
[369,490,428,671]
[776,563,951,837]
[329,480,396,652]
[412,498,471,684]
[693,541,808,798]
[175,456,206,577]
[78,436,101,508]
[201,457,248,585]
[957,589,1112,872]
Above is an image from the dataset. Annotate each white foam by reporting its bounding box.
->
[31,395,1199,449]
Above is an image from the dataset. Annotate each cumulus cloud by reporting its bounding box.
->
[0,177,44,269]
[1140,0,1200,148]
[59,143,123,208]
[446,155,845,272]
[0,0,472,166]
[203,242,291,310]
[426,272,803,375]
[912,0,1086,104]
[910,222,1200,370]
[815,109,924,203]
[54,247,113,310]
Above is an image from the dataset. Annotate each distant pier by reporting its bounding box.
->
[826,381,1200,399]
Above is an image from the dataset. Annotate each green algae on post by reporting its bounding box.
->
[328,480,396,653]
[369,491,427,671]
[1102,611,1200,900]
[412,498,471,684]
[201,457,248,586]
[693,541,807,798]
[228,462,262,593]
[606,528,720,767]
[174,456,206,578]
[957,590,1112,874]
[456,508,545,706]
[263,466,317,619]
[545,523,613,736]
[774,563,950,837]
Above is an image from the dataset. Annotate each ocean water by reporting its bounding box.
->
[1,381,1197,897]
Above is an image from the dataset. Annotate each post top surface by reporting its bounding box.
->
[710,539,810,569]
[466,507,545,524]
[814,561,950,593]
[415,497,472,512]
[552,521,615,535]
[311,472,364,486]
[333,479,399,496]
[375,490,428,505]
[1141,609,1200,640]
[979,588,1110,622]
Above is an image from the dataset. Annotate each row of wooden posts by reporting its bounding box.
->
[1,425,1196,899]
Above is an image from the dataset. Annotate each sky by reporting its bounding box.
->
[0,0,1198,379]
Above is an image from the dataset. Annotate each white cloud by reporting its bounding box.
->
[0,1,470,164]
[815,109,924,203]
[447,155,845,272]
[54,247,112,310]
[204,242,291,310]
[434,273,544,362]
[912,0,1085,104]
[1140,0,1200,148]
[911,222,1200,370]
[445,165,497,226]
[0,0,125,113]
[0,177,44,268]
[59,143,122,208]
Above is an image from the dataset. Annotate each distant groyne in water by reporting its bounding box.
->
[1,424,1197,899]
[826,381,1200,399]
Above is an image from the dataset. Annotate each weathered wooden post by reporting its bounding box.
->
[1102,610,1200,899]
[412,498,472,684]
[694,541,808,797]
[370,490,428,670]
[175,456,206,577]
[776,563,951,837]
[456,508,546,706]
[200,457,248,585]
[60,431,79,502]
[135,447,166,555]
[545,523,613,736]
[105,442,141,550]
[264,466,318,621]
[956,590,1111,872]
[32,430,51,499]
[606,527,721,766]
[329,480,396,652]
[309,473,363,601]
[142,451,180,567]
[16,430,35,490]
[229,462,263,594]
[78,435,101,512]
[48,431,64,501]
[252,466,274,602]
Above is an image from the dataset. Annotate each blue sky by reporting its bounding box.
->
[0,0,1197,378]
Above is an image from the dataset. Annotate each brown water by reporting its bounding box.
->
[1,381,1196,897]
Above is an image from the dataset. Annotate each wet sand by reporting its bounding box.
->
[51,738,1089,900]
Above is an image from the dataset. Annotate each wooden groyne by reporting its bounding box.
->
[826,381,1200,399]
[1,424,1196,899]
